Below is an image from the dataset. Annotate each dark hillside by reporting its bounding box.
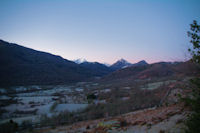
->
[102,61,200,82]
[0,40,101,86]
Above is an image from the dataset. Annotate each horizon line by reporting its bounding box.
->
[0,38,187,65]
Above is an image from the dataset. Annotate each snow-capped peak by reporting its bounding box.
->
[118,58,130,64]
[110,58,132,70]
[73,58,87,64]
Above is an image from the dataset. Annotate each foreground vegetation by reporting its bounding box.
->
[184,20,200,133]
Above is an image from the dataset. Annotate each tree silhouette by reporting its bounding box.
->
[185,20,200,133]
[188,20,200,63]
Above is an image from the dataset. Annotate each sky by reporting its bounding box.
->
[0,0,200,64]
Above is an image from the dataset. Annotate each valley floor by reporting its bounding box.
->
[0,76,192,133]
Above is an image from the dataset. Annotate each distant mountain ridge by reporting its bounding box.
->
[132,60,148,67]
[110,59,132,70]
[110,58,148,70]
[74,58,148,71]
[102,61,200,82]
[79,62,114,76]
[73,58,114,76]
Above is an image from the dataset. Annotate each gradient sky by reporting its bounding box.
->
[0,0,200,64]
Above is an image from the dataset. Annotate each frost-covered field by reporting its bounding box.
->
[141,80,176,90]
[0,85,90,124]
[1,79,178,125]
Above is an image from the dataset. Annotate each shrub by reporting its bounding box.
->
[0,120,18,133]
[50,102,58,112]
[184,20,200,133]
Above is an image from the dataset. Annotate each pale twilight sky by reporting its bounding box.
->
[0,0,200,64]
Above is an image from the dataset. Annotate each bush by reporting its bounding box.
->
[183,78,200,133]
[0,120,18,133]
[87,94,97,100]
[184,20,200,133]
[50,102,58,112]
[21,120,33,130]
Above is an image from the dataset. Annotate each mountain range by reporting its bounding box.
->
[101,61,200,83]
[110,59,148,70]
[74,58,148,70]
[0,39,199,86]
